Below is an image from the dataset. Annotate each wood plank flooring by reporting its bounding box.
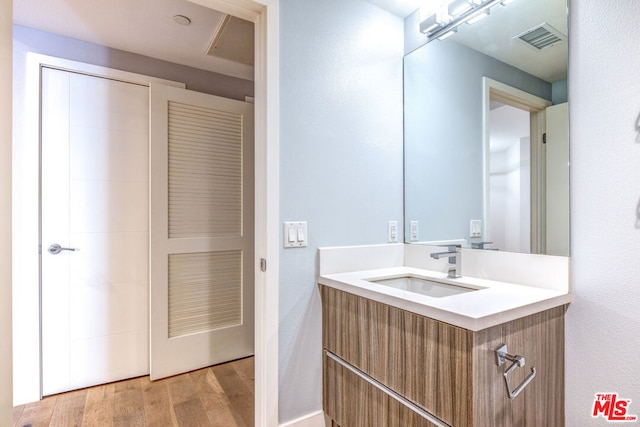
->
[13,356,254,427]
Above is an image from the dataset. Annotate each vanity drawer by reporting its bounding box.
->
[321,285,473,427]
[321,285,566,427]
[324,354,444,427]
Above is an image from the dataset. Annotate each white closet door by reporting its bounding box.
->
[149,84,254,380]
[41,68,150,395]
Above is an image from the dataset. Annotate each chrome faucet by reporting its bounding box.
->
[430,245,461,279]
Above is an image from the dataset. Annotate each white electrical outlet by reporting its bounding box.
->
[410,221,419,241]
[388,221,399,243]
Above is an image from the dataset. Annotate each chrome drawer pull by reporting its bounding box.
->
[325,350,450,427]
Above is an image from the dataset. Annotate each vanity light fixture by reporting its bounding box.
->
[438,27,458,40]
[448,0,473,17]
[467,8,489,24]
[419,3,451,34]
[419,12,444,34]
[419,0,505,42]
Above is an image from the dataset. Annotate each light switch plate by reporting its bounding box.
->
[284,221,308,248]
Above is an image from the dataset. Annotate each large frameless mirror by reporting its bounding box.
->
[404,0,569,256]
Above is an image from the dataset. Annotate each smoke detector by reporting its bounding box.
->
[173,15,191,26]
[513,23,566,50]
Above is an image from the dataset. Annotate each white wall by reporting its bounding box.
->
[567,0,640,424]
[0,0,13,423]
[278,0,404,423]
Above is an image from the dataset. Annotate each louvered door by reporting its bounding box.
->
[149,84,254,380]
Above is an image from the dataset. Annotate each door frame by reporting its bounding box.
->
[14,0,280,419]
[189,2,281,425]
[1,2,12,424]
[482,77,551,253]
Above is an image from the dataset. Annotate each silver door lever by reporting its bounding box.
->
[48,244,76,255]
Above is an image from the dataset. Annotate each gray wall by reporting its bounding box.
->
[404,39,551,243]
[566,0,640,424]
[552,79,568,104]
[13,25,253,101]
[279,0,404,422]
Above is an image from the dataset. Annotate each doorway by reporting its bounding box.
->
[488,103,531,253]
[39,61,256,396]
[482,77,551,254]
[11,1,279,425]
[483,77,569,256]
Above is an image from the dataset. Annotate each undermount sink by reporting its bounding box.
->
[367,275,480,298]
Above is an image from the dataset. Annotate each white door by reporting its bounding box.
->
[545,102,570,256]
[149,84,254,380]
[41,67,150,395]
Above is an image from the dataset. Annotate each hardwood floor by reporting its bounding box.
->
[13,357,254,427]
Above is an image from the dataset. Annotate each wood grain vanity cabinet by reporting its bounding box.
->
[321,285,566,427]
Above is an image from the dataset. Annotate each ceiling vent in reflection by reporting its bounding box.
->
[206,15,254,66]
[514,23,566,50]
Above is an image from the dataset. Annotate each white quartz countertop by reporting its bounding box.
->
[318,266,572,331]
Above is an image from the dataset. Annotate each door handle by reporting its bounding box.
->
[47,244,76,255]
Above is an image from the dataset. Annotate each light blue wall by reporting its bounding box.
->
[403,39,551,244]
[279,0,404,422]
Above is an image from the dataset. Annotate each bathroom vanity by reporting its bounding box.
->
[321,0,572,423]
[319,244,570,427]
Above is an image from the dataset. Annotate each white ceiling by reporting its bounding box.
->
[368,0,569,83]
[366,0,423,17]
[13,0,255,81]
[15,0,567,84]
[452,0,568,83]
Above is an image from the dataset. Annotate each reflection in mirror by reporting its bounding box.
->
[404,0,569,256]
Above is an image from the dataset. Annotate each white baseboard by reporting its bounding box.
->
[279,410,326,427]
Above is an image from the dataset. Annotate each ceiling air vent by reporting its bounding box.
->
[514,23,566,50]
[206,15,254,66]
